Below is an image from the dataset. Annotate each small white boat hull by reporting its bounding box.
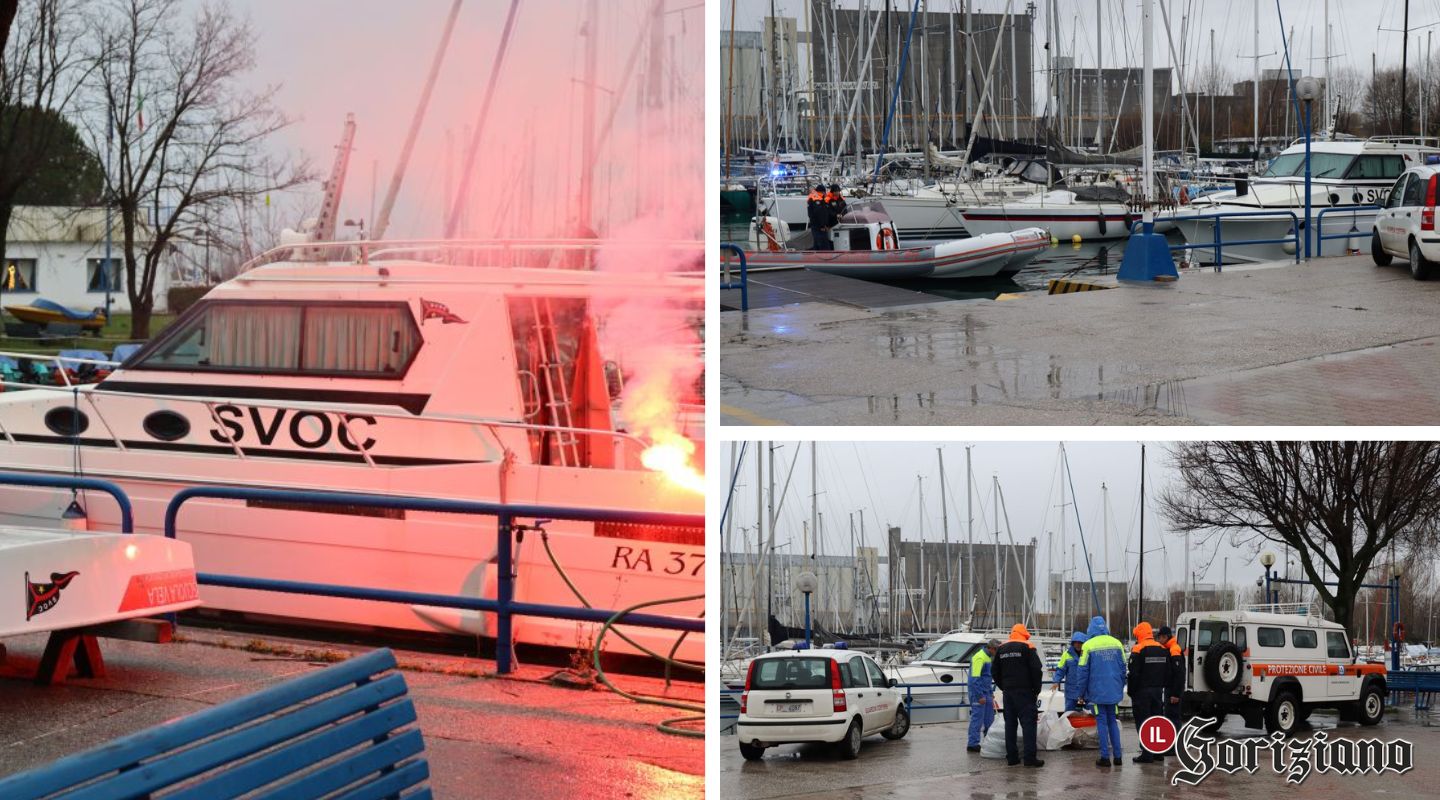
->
[961,204,1169,241]
[745,228,1050,280]
[0,526,200,638]
[1167,205,1375,264]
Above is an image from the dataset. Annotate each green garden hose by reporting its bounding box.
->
[539,532,704,737]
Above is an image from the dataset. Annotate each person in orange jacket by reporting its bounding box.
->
[990,623,1044,767]
[1156,625,1185,751]
[1128,622,1171,764]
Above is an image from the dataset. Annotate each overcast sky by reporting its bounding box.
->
[182,0,702,241]
[720,441,1278,607]
[728,0,1440,102]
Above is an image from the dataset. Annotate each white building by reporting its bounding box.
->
[2,205,167,315]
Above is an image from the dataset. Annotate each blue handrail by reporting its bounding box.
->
[0,471,133,532]
[1314,205,1381,257]
[1135,210,1302,267]
[720,243,748,312]
[163,486,703,675]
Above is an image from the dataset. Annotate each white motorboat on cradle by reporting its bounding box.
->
[0,239,705,663]
[1,525,201,638]
[1163,138,1440,264]
[960,186,1163,241]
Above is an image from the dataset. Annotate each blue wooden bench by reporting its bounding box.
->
[0,647,431,799]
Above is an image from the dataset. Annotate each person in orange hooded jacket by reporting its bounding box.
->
[1127,621,1171,764]
[991,623,1044,767]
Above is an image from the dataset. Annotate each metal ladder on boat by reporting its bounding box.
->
[530,297,580,467]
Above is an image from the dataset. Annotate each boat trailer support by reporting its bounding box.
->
[164,486,704,675]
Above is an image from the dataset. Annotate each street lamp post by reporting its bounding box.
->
[1260,551,1277,608]
[1296,77,1321,261]
[795,571,818,649]
[1391,563,1403,672]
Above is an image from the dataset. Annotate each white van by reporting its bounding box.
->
[1175,604,1387,735]
[735,648,910,760]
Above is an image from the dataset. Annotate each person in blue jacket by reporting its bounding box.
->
[1051,630,1089,711]
[965,639,999,751]
[1074,616,1127,768]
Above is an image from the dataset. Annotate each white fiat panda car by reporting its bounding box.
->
[735,648,910,760]
[1176,604,1386,735]
[1372,162,1440,279]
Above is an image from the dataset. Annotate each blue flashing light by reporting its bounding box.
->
[792,641,811,650]
[1427,154,1440,165]
[832,641,849,649]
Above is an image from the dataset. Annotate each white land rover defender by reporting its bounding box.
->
[1175,604,1387,735]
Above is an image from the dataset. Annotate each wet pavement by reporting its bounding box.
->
[0,629,702,799]
[721,256,1440,426]
[721,712,1440,799]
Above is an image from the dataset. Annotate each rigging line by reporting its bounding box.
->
[718,441,748,534]
[1060,444,1103,616]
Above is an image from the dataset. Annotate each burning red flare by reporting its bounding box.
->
[641,431,704,494]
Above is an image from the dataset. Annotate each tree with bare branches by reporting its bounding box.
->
[84,0,308,337]
[1,0,95,278]
[1160,442,1440,633]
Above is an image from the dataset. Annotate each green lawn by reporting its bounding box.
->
[0,311,175,356]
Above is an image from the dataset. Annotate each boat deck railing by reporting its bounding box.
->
[235,237,704,274]
[0,374,655,470]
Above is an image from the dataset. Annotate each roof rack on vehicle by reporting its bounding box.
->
[1238,602,1319,617]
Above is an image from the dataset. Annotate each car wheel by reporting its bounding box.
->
[835,718,863,760]
[1357,682,1385,726]
[739,741,766,761]
[1372,231,1393,266]
[1265,691,1301,736]
[1412,239,1436,280]
[881,705,911,740]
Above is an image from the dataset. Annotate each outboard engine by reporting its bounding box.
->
[748,216,791,251]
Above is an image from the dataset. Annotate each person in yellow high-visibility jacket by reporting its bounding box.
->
[965,639,999,751]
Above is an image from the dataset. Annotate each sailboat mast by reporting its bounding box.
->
[966,444,974,625]
[1138,443,1146,622]
[1102,481,1110,621]
[1094,0,1102,146]
[1252,0,1259,159]
[917,474,926,631]
[1141,0,1154,201]
[939,448,951,629]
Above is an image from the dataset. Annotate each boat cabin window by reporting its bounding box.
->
[1344,154,1407,180]
[913,640,981,664]
[1263,152,1353,179]
[131,301,420,378]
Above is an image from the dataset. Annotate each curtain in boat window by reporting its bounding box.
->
[302,305,415,374]
[209,305,302,369]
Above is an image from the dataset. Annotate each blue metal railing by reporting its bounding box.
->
[720,243,748,312]
[163,486,704,675]
[1314,205,1381,257]
[1135,210,1302,267]
[0,472,134,532]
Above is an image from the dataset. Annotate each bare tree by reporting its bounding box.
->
[1160,442,1440,633]
[0,0,92,273]
[1328,65,1366,134]
[84,0,309,337]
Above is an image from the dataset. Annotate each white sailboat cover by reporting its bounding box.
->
[0,526,200,637]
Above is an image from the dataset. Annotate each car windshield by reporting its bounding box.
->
[1263,152,1354,178]
[750,657,832,690]
[913,640,982,664]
